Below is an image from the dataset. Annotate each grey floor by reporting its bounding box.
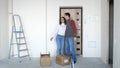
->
[0,56,112,68]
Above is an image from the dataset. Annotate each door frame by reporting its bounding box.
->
[59,7,83,55]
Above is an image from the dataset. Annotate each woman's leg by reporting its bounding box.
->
[61,36,65,55]
[56,35,61,55]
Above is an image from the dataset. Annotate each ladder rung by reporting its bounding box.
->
[11,54,18,57]
[16,37,25,39]
[17,43,26,45]
[20,55,29,58]
[14,31,23,33]
[19,49,28,51]
[11,43,17,45]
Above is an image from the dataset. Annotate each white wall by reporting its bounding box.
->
[9,0,46,57]
[47,0,101,57]
[10,0,101,57]
[101,0,109,63]
[0,0,9,59]
[113,0,120,68]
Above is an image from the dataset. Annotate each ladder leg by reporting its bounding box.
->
[22,30,31,60]
[25,43,31,60]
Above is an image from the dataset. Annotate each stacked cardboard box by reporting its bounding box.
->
[56,55,70,66]
[40,54,50,66]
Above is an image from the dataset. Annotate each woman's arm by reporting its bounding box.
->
[50,25,59,41]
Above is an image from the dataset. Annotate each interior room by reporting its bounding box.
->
[0,0,120,68]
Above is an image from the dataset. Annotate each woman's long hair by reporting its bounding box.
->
[60,17,66,25]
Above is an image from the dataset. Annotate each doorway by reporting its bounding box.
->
[60,7,83,55]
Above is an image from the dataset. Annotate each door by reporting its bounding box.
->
[60,7,83,55]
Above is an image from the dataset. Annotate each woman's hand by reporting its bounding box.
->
[50,37,53,41]
[74,37,77,42]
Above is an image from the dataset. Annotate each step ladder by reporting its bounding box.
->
[8,14,31,62]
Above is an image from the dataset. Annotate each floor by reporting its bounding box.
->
[0,56,112,68]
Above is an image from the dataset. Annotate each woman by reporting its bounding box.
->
[50,17,66,55]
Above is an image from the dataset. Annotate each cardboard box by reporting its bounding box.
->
[56,55,70,66]
[40,54,51,66]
